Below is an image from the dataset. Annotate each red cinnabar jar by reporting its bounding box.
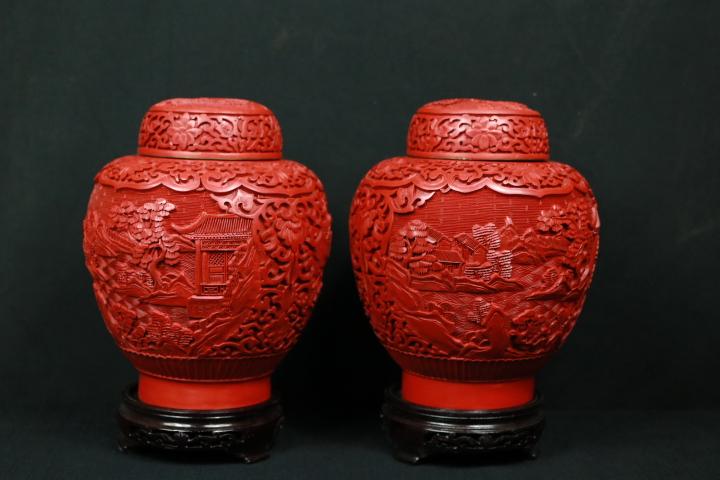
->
[83,98,331,461]
[349,98,599,463]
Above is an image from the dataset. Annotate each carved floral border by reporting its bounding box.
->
[407,114,549,158]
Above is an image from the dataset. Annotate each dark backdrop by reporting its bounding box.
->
[1,0,719,478]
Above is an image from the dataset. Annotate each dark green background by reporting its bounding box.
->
[1,0,719,478]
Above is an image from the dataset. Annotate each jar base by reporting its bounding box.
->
[137,373,272,410]
[402,371,535,410]
[117,384,283,463]
[382,387,543,464]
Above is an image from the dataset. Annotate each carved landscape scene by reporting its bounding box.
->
[383,188,598,359]
[83,158,331,360]
[349,157,600,364]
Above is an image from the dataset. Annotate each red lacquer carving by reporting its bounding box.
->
[137,98,283,160]
[349,99,599,409]
[83,99,331,408]
[406,98,549,160]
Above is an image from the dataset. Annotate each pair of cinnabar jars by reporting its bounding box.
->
[83,98,599,463]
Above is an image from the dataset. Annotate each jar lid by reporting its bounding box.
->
[137,98,283,160]
[406,98,549,161]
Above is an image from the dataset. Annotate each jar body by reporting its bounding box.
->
[84,155,331,407]
[350,156,599,408]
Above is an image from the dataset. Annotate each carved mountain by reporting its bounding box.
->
[409,270,525,294]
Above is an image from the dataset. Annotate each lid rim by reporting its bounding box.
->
[406,150,549,161]
[137,147,283,161]
[413,111,543,118]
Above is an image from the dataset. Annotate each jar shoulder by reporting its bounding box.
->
[93,155,328,197]
[355,157,596,204]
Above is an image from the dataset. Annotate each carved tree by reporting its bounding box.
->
[110,198,185,289]
[389,220,437,275]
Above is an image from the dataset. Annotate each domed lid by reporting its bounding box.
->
[137,98,282,160]
[406,98,549,160]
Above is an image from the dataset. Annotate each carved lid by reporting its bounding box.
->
[137,98,283,160]
[406,98,549,161]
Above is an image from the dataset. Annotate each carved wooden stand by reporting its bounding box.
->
[117,385,283,463]
[381,388,544,464]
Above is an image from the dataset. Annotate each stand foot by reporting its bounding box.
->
[116,384,282,462]
[382,387,544,464]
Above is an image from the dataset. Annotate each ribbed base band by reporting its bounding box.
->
[387,347,547,380]
[122,350,283,381]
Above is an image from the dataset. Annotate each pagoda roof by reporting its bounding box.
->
[425,226,444,244]
[454,232,482,252]
[173,212,252,239]
[435,249,463,264]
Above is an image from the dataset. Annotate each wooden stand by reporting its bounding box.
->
[381,387,544,464]
[117,384,282,463]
